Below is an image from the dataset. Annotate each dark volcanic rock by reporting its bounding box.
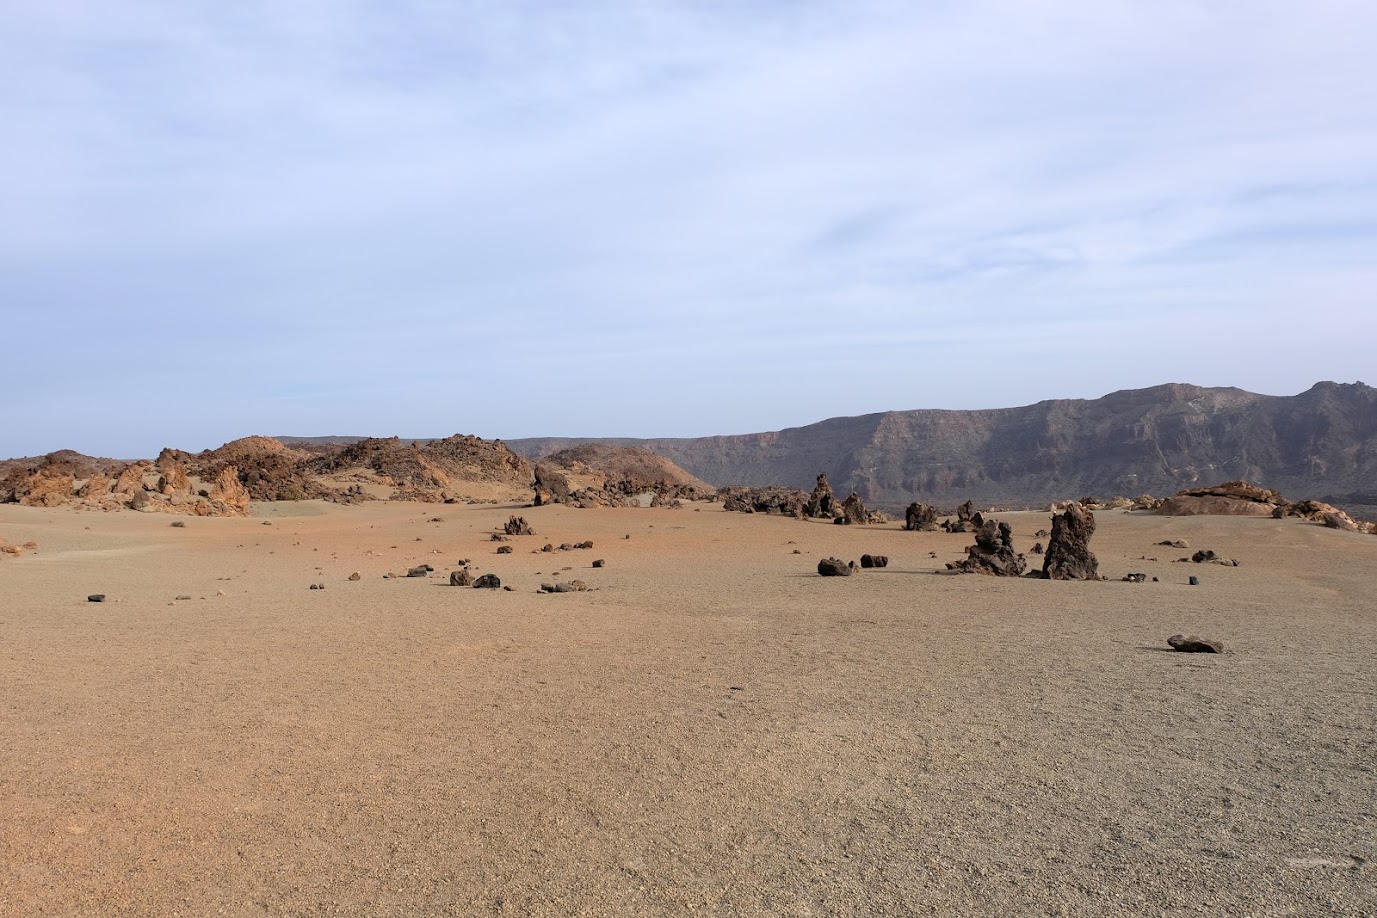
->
[1040,501,1100,581]
[1167,634,1224,653]
[450,569,473,586]
[817,557,854,577]
[839,492,866,526]
[503,515,534,536]
[860,554,888,569]
[946,519,1026,576]
[1030,541,1044,554]
[473,573,501,589]
[904,502,938,531]
[407,565,430,577]
[805,474,837,519]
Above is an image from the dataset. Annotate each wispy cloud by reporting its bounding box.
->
[3,0,1375,455]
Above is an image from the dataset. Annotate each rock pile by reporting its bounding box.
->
[946,519,1026,576]
[941,501,976,533]
[805,474,837,519]
[836,492,867,526]
[719,486,808,517]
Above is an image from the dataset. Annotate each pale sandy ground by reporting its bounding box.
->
[1,500,1373,917]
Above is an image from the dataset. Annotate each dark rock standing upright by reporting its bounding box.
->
[839,492,867,525]
[503,515,534,536]
[1041,501,1100,580]
[905,502,938,531]
[805,474,836,519]
[946,519,1026,576]
[956,501,974,525]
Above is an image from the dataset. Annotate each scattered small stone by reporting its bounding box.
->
[574,540,593,550]
[429,517,444,523]
[170,521,186,528]
[818,558,854,577]
[262,521,272,526]
[87,594,106,603]
[592,559,605,568]
[176,594,192,600]
[1122,572,1147,583]
[1167,634,1223,653]
[860,554,889,569]
[541,544,554,553]
[791,549,801,554]
[473,573,501,589]
[1158,539,1189,549]
[496,545,513,554]
[407,566,429,578]
[490,533,508,542]
[559,543,573,551]
[348,572,361,581]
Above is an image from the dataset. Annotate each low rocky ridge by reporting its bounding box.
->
[0,435,708,516]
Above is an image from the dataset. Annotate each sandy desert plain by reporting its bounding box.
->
[1,497,1374,917]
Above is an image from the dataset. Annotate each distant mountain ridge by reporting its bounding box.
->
[490,381,1376,513]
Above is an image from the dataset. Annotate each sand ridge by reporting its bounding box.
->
[1,501,1374,915]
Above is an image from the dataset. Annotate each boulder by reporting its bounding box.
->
[473,573,501,589]
[817,557,854,577]
[904,502,938,531]
[860,554,888,569]
[1039,501,1100,580]
[407,566,429,577]
[496,545,513,554]
[1167,634,1224,653]
[450,569,473,586]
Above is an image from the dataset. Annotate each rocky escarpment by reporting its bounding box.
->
[505,382,1377,514]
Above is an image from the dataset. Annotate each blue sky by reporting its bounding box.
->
[4,1,1375,457]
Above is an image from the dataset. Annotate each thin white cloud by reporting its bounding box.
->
[2,1,1375,455]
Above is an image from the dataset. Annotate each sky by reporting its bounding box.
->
[3,0,1375,458]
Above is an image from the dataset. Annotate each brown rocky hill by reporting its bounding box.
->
[505,382,1377,515]
[306,435,532,503]
[533,445,714,508]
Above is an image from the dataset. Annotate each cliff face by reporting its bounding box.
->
[508,382,1377,512]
